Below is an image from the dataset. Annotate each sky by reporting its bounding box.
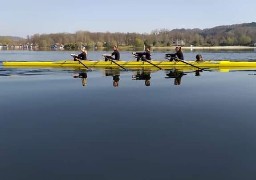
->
[0,0,255,37]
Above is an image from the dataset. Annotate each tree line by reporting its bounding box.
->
[1,22,256,50]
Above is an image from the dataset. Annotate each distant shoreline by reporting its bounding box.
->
[1,45,255,51]
[152,46,256,50]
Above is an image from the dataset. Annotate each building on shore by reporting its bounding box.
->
[51,43,64,50]
[0,44,39,50]
[0,44,9,50]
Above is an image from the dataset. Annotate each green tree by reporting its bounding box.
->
[239,35,252,45]
[226,37,235,45]
[134,38,144,47]
[39,40,48,48]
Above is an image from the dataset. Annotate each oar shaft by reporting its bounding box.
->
[177,59,204,71]
[181,60,200,69]
[106,57,127,70]
[75,58,90,70]
[143,59,162,70]
[111,60,127,70]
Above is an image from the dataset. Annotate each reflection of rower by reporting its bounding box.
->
[166,69,186,85]
[195,69,201,76]
[132,70,151,86]
[105,69,120,87]
[73,72,87,87]
[113,75,120,87]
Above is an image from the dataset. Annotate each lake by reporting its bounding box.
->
[1,50,256,180]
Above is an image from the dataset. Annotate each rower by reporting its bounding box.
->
[195,54,204,62]
[71,47,87,61]
[174,46,184,60]
[165,46,184,61]
[104,45,120,61]
[77,47,87,60]
[111,45,120,60]
[133,47,151,61]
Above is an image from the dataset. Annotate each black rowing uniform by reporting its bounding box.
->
[111,50,120,60]
[144,51,151,60]
[77,52,87,60]
[175,51,184,60]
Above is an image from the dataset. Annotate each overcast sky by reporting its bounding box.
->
[0,0,255,37]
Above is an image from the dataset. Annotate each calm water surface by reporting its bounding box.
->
[1,50,256,180]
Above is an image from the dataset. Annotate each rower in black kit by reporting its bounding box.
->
[133,47,151,61]
[105,46,120,61]
[77,47,87,60]
[111,45,120,60]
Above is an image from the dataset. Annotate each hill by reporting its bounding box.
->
[1,22,256,47]
[0,36,25,45]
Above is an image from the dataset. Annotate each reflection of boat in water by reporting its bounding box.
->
[165,69,186,85]
[104,69,120,87]
[3,60,256,71]
[73,72,87,86]
[132,70,151,86]
[112,75,120,87]
[165,68,205,85]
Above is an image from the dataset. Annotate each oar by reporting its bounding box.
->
[105,56,127,71]
[75,58,91,70]
[175,58,205,71]
[71,54,91,70]
[142,59,162,70]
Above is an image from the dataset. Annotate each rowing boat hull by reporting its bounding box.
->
[3,60,256,70]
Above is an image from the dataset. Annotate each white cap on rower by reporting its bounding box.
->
[81,47,87,53]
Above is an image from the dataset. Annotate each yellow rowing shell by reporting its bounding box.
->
[3,60,256,70]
